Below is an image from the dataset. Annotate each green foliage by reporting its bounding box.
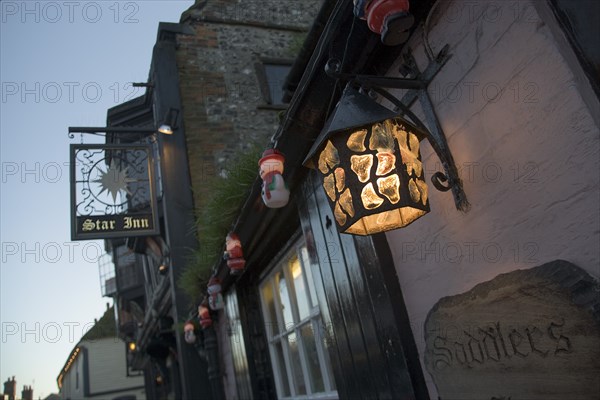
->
[287,32,307,58]
[179,144,262,303]
[81,307,116,341]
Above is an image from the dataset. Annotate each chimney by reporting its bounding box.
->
[21,385,33,400]
[3,377,17,400]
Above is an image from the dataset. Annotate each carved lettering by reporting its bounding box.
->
[479,327,501,362]
[496,322,511,359]
[432,320,573,368]
[466,332,484,364]
[509,329,529,358]
[526,326,548,357]
[548,318,573,356]
[433,336,452,370]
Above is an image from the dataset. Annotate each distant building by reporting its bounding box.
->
[2,377,16,400]
[57,307,145,400]
[20,386,32,400]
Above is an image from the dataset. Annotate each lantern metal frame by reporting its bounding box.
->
[305,47,469,216]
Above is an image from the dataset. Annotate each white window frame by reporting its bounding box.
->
[259,237,338,400]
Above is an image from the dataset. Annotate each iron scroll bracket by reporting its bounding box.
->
[324,46,470,212]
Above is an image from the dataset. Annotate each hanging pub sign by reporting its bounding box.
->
[70,144,160,240]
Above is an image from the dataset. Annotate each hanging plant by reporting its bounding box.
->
[178,143,262,303]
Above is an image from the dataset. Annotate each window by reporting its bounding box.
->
[255,59,292,107]
[225,288,253,399]
[259,239,337,399]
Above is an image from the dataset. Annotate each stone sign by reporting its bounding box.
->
[424,260,600,400]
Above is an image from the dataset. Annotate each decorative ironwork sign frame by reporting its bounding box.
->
[70,144,160,240]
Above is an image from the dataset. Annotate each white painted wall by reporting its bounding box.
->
[59,351,84,400]
[59,339,145,399]
[383,0,599,396]
[84,338,145,398]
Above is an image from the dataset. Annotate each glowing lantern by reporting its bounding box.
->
[207,276,224,310]
[304,85,429,235]
[259,149,290,208]
[224,232,246,274]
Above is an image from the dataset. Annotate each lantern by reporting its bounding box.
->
[224,232,246,274]
[207,276,224,310]
[184,321,197,344]
[198,301,212,329]
[259,149,290,208]
[304,85,430,235]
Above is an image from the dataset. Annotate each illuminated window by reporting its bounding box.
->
[259,239,337,399]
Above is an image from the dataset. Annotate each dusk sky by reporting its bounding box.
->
[1,1,194,396]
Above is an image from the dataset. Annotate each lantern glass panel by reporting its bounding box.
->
[377,174,401,204]
[369,121,395,152]
[350,154,373,183]
[347,129,367,151]
[361,182,384,210]
[323,173,336,202]
[334,202,347,226]
[318,140,339,174]
[339,188,355,217]
[376,152,396,176]
[334,168,345,192]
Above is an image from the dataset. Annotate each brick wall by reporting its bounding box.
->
[381,0,600,397]
[176,0,321,212]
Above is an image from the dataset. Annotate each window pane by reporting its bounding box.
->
[300,324,325,393]
[287,332,306,395]
[264,64,290,105]
[289,253,311,321]
[260,281,278,336]
[299,245,318,308]
[225,289,253,400]
[277,271,294,330]
[274,341,291,397]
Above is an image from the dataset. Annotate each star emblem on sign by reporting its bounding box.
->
[92,159,136,204]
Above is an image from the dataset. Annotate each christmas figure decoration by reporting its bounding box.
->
[207,276,224,310]
[224,232,246,274]
[184,321,197,344]
[198,300,212,329]
[259,149,290,208]
[353,0,414,46]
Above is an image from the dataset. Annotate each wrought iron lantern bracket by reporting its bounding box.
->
[324,46,470,212]
[68,126,158,139]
